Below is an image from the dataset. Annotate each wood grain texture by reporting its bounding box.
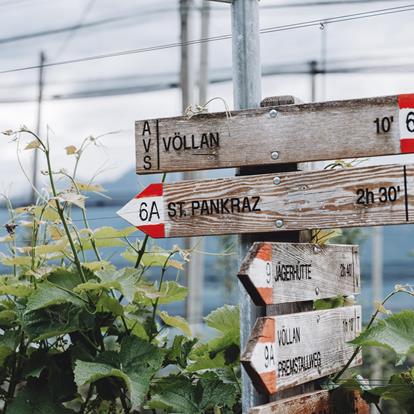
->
[249,389,370,414]
[157,163,414,237]
[241,306,362,394]
[136,94,408,174]
[238,242,360,305]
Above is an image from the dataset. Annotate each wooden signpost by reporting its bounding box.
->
[238,242,360,305]
[123,91,412,413]
[240,306,362,394]
[136,94,414,174]
[249,389,369,414]
[118,162,414,238]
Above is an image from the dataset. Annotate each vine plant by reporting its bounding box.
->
[0,128,241,413]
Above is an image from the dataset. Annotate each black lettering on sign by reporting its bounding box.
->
[189,197,262,216]
[275,262,312,282]
[277,327,301,346]
[277,352,322,377]
[139,201,160,222]
[161,132,220,153]
[340,263,353,278]
[142,121,151,136]
[373,116,394,134]
[356,186,401,205]
[264,344,276,368]
[167,202,186,218]
[143,155,152,170]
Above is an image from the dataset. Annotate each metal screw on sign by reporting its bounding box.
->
[275,219,284,228]
[271,151,279,160]
[315,287,320,296]
[269,109,278,118]
[273,176,281,185]
[313,245,322,254]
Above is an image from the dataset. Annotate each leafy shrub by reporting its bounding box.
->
[0,129,241,413]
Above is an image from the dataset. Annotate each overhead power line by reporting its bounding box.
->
[259,0,411,8]
[1,3,414,75]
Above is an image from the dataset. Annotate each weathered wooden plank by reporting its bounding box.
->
[118,162,414,238]
[249,389,369,414]
[240,306,362,394]
[136,94,414,174]
[238,242,360,305]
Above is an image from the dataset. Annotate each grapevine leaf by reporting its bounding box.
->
[350,310,414,364]
[58,192,86,209]
[122,247,184,270]
[7,378,75,414]
[158,311,191,337]
[26,281,85,313]
[21,303,95,341]
[148,376,199,413]
[204,305,239,336]
[198,375,237,410]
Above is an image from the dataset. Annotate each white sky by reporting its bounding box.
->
[1,0,414,198]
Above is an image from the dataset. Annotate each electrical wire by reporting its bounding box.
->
[1,3,414,75]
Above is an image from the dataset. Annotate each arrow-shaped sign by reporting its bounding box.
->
[118,163,414,238]
[241,306,362,394]
[238,242,360,305]
[250,389,369,414]
[136,93,414,174]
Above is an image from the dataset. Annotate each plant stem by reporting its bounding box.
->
[80,384,94,414]
[44,147,86,283]
[333,289,413,381]
[374,403,385,414]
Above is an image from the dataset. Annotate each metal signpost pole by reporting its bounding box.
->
[230,0,263,411]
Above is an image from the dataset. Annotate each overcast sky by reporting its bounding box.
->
[1,0,414,199]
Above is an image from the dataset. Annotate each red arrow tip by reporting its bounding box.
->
[135,183,163,199]
[138,224,165,238]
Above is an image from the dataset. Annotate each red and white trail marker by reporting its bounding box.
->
[118,162,414,238]
[399,94,414,153]
[117,183,165,238]
[238,242,361,306]
[241,306,362,394]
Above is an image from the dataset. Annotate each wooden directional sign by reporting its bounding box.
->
[118,163,414,238]
[136,94,414,174]
[249,389,369,414]
[240,306,362,394]
[238,242,360,306]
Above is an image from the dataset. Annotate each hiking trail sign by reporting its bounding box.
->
[238,242,360,305]
[240,306,362,394]
[249,389,369,414]
[136,94,414,174]
[118,162,414,238]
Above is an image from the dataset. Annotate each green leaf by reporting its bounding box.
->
[0,283,33,297]
[26,281,85,313]
[1,255,32,266]
[74,360,128,387]
[0,330,18,365]
[368,373,414,412]
[96,294,123,317]
[122,247,184,270]
[188,306,240,372]
[7,378,75,414]
[135,281,188,305]
[77,226,133,250]
[350,310,414,364]
[0,309,17,326]
[96,267,139,303]
[158,311,191,336]
[21,303,95,341]
[198,375,237,410]
[149,376,200,413]
[17,240,68,255]
[205,305,239,336]
[165,335,198,369]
